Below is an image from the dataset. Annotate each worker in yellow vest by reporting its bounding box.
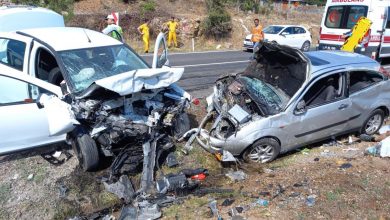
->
[138,19,151,53]
[166,16,179,48]
[251,18,264,51]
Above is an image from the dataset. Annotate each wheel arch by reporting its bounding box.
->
[240,135,281,156]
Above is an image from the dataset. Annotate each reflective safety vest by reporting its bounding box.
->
[251,25,263,42]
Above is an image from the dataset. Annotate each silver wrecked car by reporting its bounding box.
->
[198,42,390,163]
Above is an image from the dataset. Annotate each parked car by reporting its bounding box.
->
[0,26,192,172]
[200,42,390,163]
[243,25,312,52]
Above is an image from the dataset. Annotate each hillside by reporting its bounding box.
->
[68,0,323,53]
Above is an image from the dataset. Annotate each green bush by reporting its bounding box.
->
[140,0,156,14]
[203,0,232,39]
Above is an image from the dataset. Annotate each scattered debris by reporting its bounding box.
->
[225,170,247,181]
[289,192,300,197]
[221,198,235,206]
[255,198,269,206]
[12,174,19,180]
[52,151,62,158]
[314,157,320,162]
[103,175,135,203]
[208,199,221,219]
[365,136,390,157]
[300,148,310,155]
[27,174,34,180]
[379,125,390,134]
[137,201,162,220]
[306,195,316,207]
[118,206,137,220]
[58,184,68,198]
[359,134,375,142]
[165,152,179,168]
[339,163,353,169]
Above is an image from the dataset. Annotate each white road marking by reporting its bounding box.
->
[141,49,243,57]
[173,60,249,68]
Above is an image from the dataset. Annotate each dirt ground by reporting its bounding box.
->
[0,102,389,219]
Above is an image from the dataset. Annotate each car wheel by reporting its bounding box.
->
[72,133,99,171]
[48,67,63,86]
[360,109,384,135]
[242,138,281,163]
[301,41,311,52]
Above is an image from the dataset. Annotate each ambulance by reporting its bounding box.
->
[318,0,390,60]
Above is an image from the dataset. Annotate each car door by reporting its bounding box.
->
[152,32,169,68]
[0,34,31,73]
[284,71,353,148]
[346,70,387,129]
[0,70,64,154]
[279,27,296,47]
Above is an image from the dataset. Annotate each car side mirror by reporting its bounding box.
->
[377,29,385,34]
[280,32,287,37]
[295,100,307,114]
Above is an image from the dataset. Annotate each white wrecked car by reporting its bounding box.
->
[0,25,191,171]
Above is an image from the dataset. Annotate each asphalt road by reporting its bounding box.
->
[142,50,251,97]
[142,50,390,98]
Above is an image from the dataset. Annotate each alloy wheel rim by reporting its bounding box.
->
[365,114,382,134]
[248,144,274,163]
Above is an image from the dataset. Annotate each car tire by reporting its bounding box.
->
[360,109,384,135]
[48,67,63,86]
[72,133,100,171]
[242,138,281,163]
[301,41,311,52]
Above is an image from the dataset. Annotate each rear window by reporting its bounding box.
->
[325,5,368,29]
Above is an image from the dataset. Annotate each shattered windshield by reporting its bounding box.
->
[239,76,289,115]
[263,26,284,34]
[59,45,149,93]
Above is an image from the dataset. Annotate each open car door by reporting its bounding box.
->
[152,32,169,68]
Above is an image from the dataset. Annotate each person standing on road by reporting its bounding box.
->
[138,19,151,53]
[102,14,123,42]
[166,16,179,48]
[251,18,264,52]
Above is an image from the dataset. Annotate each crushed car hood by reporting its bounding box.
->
[95,68,184,96]
[75,68,184,99]
[213,42,309,117]
[243,42,309,98]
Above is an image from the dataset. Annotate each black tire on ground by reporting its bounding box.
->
[48,67,63,86]
[242,138,281,163]
[72,133,100,171]
[360,109,385,135]
[172,112,190,139]
[301,41,311,52]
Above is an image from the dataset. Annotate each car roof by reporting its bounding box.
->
[17,27,122,51]
[0,6,64,32]
[305,50,379,76]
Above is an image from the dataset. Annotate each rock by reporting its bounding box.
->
[216,44,222,49]
[27,174,34,180]
[12,174,19,180]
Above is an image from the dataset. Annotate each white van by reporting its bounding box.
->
[0,5,64,32]
[318,0,390,60]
